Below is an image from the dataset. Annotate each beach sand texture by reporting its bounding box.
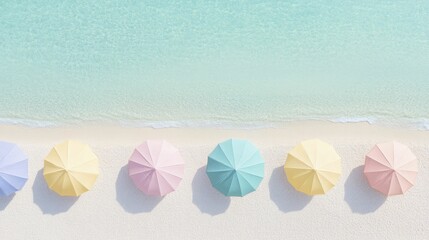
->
[0,121,428,239]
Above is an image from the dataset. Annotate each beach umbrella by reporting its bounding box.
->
[0,141,28,197]
[206,139,264,197]
[284,139,341,195]
[364,141,418,196]
[44,140,99,197]
[128,140,184,196]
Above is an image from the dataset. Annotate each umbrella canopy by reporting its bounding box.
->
[206,139,264,197]
[364,141,418,196]
[0,141,28,197]
[128,140,185,196]
[44,140,99,197]
[284,139,341,195]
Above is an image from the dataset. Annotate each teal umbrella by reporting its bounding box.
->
[206,139,264,197]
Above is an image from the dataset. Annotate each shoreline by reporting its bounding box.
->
[1,116,428,132]
[1,120,428,146]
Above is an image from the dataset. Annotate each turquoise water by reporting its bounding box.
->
[1,1,428,128]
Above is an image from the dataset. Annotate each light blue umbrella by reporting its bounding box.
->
[0,141,28,197]
[206,139,264,197]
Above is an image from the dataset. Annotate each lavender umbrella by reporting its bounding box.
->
[0,141,28,197]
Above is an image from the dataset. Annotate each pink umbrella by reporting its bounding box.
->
[128,140,185,196]
[364,141,418,196]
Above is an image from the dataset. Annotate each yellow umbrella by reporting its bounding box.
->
[284,139,341,195]
[44,140,99,196]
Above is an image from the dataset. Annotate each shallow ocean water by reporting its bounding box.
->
[0,1,428,128]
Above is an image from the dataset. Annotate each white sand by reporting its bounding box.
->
[0,121,428,239]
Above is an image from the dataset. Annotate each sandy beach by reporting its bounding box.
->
[1,121,428,239]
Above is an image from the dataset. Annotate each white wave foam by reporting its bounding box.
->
[118,120,278,129]
[0,118,58,127]
[330,117,377,124]
[409,119,429,131]
[1,116,429,131]
[421,122,429,130]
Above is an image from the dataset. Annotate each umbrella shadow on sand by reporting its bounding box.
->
[32,169,78,215]
[344,166,386,214]
[0,193,15,211]
[269,166,312,213]
[191,167,231,216]
[115,165,163,213]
